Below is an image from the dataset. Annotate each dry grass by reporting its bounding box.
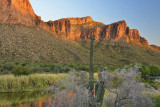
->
[0,74,66,92]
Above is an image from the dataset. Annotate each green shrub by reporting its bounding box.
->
[140,65,150,76]
[1,62,15,71]
[0,61,101,74]
[12,66,33,76]
[150,83,159,90]
[155,96,160,107]
[148,65,160,76]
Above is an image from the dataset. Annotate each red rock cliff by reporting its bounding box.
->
[46,18,148,46]
[0,0,37,26]
[0,0,150,47]
[47,16,94,40]
[0,0,51,31]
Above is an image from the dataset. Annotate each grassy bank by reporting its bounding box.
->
[0,73,99,93]
[0,74,66,93]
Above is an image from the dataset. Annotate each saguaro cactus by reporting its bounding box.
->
[89,36,95,95]
[89,36,105,107]
[95,70,105,107]
[89,36,95,107]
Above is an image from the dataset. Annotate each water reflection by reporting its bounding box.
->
[0,91,50,107]
[149,76,160,82]
[142,76,160,82]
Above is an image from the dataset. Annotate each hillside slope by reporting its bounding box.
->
[0,24,160,67]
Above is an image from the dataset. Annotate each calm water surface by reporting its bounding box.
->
[0,91,51,107]
[149,76,160,82]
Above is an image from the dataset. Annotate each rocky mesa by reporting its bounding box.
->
[0,0,159,51]
[47,18,149,46]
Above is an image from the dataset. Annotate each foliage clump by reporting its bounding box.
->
[45,65,154,107]
[139,65,160,76]
[139,65,160,89]
[0,61,94,75]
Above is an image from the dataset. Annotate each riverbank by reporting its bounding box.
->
[0,73,99,93]
[0,74,66,93]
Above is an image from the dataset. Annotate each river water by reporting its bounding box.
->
[149,76,160,82]
[0,91,51,107]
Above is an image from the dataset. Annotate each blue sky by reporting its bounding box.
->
[29,0,160,46]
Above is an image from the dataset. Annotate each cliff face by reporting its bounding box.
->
[151,45,160,51]
[47,16,94,40]
[47,18,148,46]
[0,0,36,26]
[0,0,51,31]
[0,0,153,47]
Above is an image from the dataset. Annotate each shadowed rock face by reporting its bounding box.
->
[0,0,158,51]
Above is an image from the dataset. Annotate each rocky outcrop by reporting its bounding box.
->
[151,45,160,51]
[47,19,149,46]
[47,16,94,40]
[0,0,36,26]
[0,0,151,47]
[0,0,51,32]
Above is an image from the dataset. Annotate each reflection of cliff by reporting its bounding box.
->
[3,98,51,107]
[0,0,159,52]
[18,98,51,107]
[2,92,75,107]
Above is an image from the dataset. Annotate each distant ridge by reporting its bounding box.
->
[151,45,160,51]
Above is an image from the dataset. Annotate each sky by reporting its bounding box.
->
[29,0,160,46]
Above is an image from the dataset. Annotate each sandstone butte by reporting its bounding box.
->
[0,0,159,51]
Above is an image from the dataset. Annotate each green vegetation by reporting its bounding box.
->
[12,66,34,76]
[148,92,160,107]
[155,96,160,107]
[148,66,160,76]
[140,65,160,76]
[0,24,160,67]
[0,61,99,75]
[0,74,65,92]
[140,65,150,76]
[0,72,99,93]
[139,65,160,89]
